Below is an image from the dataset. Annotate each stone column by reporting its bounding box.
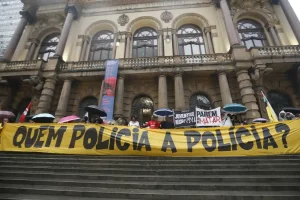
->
[55,79,72,119]
[250,65,273,119]
[236,70,261,122]
[204,27,214,54]
[158,75,168,108]
[218,72,232,106]
[219,0,240,46]
[174,73,185,110]
[98,80,104,106]
[55,11,75,57]
[36,77,57,114]
[26,38,40,60]
[158,31,164,56]
[125,33,131,58]
[202,29,210,54]
[266,24,281,46]
[112,33,118,59]
[172,30,179,55]
[79,36,90,61]
[280,0,300,44]
[114,76,125,117]
[3,18,28,61]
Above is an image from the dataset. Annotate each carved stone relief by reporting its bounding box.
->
[31,12,65,38]
[230,0,279,24]
[118,14,130,26]
[161,11,173,23]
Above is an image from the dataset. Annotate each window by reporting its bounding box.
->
[38,33,60,61]
[177,25,206,56]
[189,93,212,110]
[78,96,98,117]
[132,27,158,58]
[89,31,114,61]
[267,91,293,115]
[131,96,154,125]
[237,19,268,49]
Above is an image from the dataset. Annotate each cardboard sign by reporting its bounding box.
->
[196,107,222,127]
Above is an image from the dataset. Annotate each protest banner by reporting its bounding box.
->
[196,107,222,127]
[101,60,119,120]
[174,110,195,128]
[1,120,300,157]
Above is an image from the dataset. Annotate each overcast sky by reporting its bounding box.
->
[289,0,300,21]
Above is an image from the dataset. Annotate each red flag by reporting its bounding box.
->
[19,101,32,123]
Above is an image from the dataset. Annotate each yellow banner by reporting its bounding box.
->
[1,120,300,156]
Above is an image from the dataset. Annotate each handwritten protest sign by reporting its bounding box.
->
[196,107,222,127]
[174,110,196,128]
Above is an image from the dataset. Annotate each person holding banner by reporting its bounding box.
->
[128,116,140,128]
[145,116,160,129]
[160,117,174,129]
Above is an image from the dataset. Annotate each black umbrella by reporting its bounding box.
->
[283,107,300,115]
[84,105,107,117]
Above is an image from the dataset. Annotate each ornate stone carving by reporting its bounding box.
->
[230,0,279,24]
[161,11,173,23]
[31,12,64,38]
[118,14,129,26]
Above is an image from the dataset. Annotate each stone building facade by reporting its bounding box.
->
[0,0,299,123]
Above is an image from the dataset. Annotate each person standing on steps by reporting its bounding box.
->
[128,116,140,128]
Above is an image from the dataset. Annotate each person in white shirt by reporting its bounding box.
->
[128,116,140,128]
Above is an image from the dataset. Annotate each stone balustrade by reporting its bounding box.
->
[3,60,42,71]
[61,60,106,71]
[61,54,232,71]
[251,45,300,57]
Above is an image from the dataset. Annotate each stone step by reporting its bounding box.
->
[0,184,300,200]
[1,166,299,175]
[1,161,299,169]
[2,152,300,159]
[1,171,299,183]
[1,177,299,191]
[2,156,300,164]
[0,194,132,200]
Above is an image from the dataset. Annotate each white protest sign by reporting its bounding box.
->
[196,107,222,127]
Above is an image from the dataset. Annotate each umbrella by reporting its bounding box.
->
[253,118,268,123]
[283,107,300,115]
[58,115,80,123]
[223,103,248,114]
[32,113,55,123]
[153,108,174,117]
[0,111,15,119]
[84,105,107,117]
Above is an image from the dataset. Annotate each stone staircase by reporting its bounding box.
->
[0,152,300,200]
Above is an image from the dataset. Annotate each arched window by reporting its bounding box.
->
[189,93,213,110]
[38,33,60,61]
[89,31,114,61]
[132,27,158,58]
[237,19,268,49]
[267,91,293,114]
[78,96,98,117]
[177,25,206,56]
[131,96,154,125]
